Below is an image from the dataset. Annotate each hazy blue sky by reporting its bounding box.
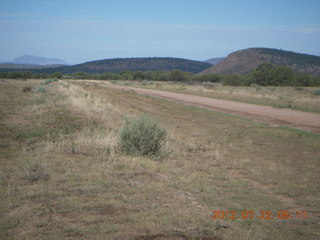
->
[1,0,319,64]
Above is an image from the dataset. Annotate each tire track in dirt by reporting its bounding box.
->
[93,83,320,134]
[226,168,319,220]
[227,169,297,207]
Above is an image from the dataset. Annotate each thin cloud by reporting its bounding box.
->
[0,12,97,20]
[1,13,319,36]
[290,26,320,34]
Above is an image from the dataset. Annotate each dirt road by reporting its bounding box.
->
[82,81,320,133]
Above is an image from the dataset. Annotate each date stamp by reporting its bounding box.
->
[212,210,308,220]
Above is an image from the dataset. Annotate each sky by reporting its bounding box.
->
[0,0,320,64]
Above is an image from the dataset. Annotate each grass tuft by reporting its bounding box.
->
[20,158,50,182]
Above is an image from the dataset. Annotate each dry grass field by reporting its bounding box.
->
[1,79,319,240]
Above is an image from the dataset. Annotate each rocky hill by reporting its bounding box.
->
[200,48,320,76]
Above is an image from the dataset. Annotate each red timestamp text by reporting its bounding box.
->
[211,210,307,220]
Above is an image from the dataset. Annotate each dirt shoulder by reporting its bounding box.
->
[97,83,320,134]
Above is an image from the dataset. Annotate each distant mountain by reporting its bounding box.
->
[0,57,212,74]
[11,55,68,66]
[0,63,66,69]
[205,57,225,65]
[200,48,320,77]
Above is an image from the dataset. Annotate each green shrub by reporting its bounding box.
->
[37,85,46,93]
[314,89,320,96]
[118,114,167,159]
[222,74,243,86]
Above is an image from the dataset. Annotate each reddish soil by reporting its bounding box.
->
[88,82,320,134]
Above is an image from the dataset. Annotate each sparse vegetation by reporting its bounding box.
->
[20,157,50,182]
[118,114,167,159]
[1,79,319,240]
[1,63,319,87]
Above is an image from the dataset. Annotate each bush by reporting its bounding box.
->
[314,89,320,96]
[118,114,167,159]
[37,85,46,93]
[193,74,221,83]
[222,74,243,86]
[22,86,32,92]
[170,70,191,82]
[246,63,320,86]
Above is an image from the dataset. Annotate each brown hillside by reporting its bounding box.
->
[200,48,320,76]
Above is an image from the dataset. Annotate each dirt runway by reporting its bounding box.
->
[83,81,320,134]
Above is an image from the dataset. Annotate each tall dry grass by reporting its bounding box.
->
[58,83,121,122]
[48,83,122,159]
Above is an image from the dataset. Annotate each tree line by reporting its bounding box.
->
[1,63,319,86]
